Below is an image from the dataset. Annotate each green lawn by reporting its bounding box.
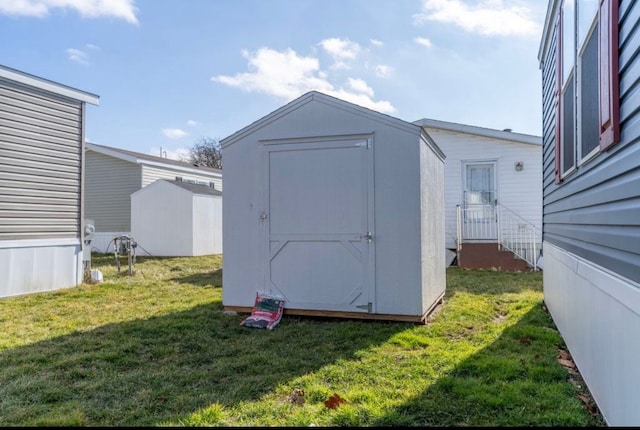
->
[0,254,604,426]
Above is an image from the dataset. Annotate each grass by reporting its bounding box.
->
[0,254,604,427]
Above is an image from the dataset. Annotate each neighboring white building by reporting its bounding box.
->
[414,119,542,271]
[221,91,446,323]
[131,179,222,257]
[85,142,223,252]
[0,64,99,298]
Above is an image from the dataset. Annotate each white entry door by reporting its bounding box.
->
[260,137,374,313]
[463,161,497,240]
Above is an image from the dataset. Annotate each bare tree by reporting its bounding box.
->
[184,137,222,169]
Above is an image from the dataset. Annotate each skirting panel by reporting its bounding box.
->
[543,242,640,426]
[0,243,82,298]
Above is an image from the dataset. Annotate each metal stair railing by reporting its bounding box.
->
[496,203,542,271]
[456,203,542,270]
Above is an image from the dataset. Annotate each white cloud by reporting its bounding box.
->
[413,0,540,37]
[319,37,361,69]
[370,38,383,47]
[212,48,332,100]
[212,47,395,114]
[414,37,433,48]
[319,38,361,60]
[375,64,392,78]
[66,48,90,65]
[162,128,188,139]
[347,78,374,97]
[0,0,139,24]
[187,120,197,126]
[86,43,100,50]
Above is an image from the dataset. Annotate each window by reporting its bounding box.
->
[555,0,620,183]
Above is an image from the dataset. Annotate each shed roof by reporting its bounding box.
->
[168,179,222,196]
[220,91,445,159]
[413,118,542,146]
[0,64,99,105]
[86,142,222,177]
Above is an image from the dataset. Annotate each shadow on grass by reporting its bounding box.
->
[170,268,222,287]
[0,303,409,426]
[445,267,543,296]
[370,302,604,427]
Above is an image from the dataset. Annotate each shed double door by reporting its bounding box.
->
[260,137,374,313]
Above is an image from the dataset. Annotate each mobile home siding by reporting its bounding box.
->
[0,78,82,240]
[541,19,558,194]
[85,151,141,232]
[541,0,640,284]
[141,164,223,191]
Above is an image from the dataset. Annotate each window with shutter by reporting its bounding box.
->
[554,0,619,184]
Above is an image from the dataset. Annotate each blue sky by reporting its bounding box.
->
[0,0,548,160]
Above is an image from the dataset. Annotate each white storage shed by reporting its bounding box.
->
[131,179,222,257]
[221,91,446,323]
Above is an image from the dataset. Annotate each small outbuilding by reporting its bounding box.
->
[221,91,446,323]
[131,179,222,257]
[85,142,223,253]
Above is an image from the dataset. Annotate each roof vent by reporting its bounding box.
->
[503,128,512,132]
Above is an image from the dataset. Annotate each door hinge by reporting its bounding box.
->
[356,302,373,313]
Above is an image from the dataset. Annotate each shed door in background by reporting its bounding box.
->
[261,137,374,313]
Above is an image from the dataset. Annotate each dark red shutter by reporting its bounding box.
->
[599,0,620,150]
[555,10,562,184]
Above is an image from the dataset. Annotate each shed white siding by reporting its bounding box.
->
[131,179,222,257]
[421,127,542,250]
[222,91,445,321]
[85,143,222,252]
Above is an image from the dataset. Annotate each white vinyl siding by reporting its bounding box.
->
[424,128,542,250]
[142,165,222,191]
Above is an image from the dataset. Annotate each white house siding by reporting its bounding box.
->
[141,164,223,191]
[423,128,542,250]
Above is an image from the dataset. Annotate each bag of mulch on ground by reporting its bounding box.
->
[240,294,285,330]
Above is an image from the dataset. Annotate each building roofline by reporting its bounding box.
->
[538,0,559,66]
[85,142,223,176]
[220,90,427,149]
[413,118,542,146]
[0,64,99,105]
